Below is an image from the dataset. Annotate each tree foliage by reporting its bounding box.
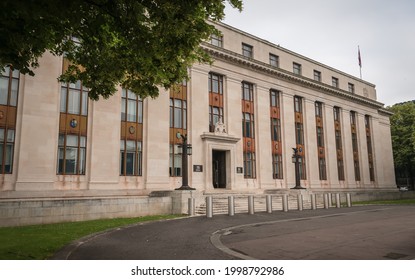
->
[388,101,415,183]
[0,0,242,100]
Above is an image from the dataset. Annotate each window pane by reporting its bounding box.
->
[7,129,14,142]
[127,89,136,100]
[65,147,77,174]
[170,105,174,127]
[245,122,251,137]
[120,151,125,175]
[57,147,64,174]
[9,79,18,106]
[68,89,80,114]
[137,101,143,123]
[174,107,182,128]
[1,66,10,76]
[183,107,187,129]
[12,69,19,79]
[272,119,278,141]
[60,88,67,112]
[79,148,86,174]
[70,80,81,90]
[174,154,182,176]
[126,140,136,151]
[213,114,219,126]
[121,98,126,121]
[0,144,2,172]
[4,143,13,173]
[137,150,142,176]
[127,99,137,122]
[80,136,86,148]
[0,77,8,105]
[126,152,135,175]
[0,128,4,141]
[66,135,78,147]
[81,91,88,116]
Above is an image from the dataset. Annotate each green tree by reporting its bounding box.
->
[388,101,415,189]
[0,0,242,100]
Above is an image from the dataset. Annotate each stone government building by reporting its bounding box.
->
[0,22,396,226]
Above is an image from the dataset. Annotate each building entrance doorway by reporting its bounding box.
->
[212,150,226,188]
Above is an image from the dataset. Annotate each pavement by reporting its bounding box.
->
[52,205,415,260]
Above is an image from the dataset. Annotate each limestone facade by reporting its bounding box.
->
[0,22,396,202]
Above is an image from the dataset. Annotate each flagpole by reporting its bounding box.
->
[358,46,362,79]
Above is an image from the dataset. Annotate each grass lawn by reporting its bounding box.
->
[0,214,182,260]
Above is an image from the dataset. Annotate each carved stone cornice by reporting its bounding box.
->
[200,132,240,144]
[378,107,393,116]
[201,43,385,110]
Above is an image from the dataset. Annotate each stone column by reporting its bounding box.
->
[15,53,62,192]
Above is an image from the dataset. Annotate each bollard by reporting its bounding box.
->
[323,193,329,209]
[228,196,235,216]
[336,193,341,208]
[266,195,272,213]
[328,193,333,207]
[346,193,352,207]
[248,195,255,215]
[188,198,195,216]
[282,194,289,212]
[311,194,317,210]
[206,196,213,218]
[297,194,303,211]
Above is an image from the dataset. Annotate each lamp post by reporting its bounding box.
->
[175,132,195,190]
[291,147,305,189]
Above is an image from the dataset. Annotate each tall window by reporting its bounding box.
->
[332,77,339,88]
[314,70,321,82]
[294,96,306,179]
[295,123,304,145]
[209,73,224,132]
[348,83,355,93]
[350,111,360,181]
[120,89,143,176]
[242,82,255,178]
[0,66,19,173]
[365,115,375,181]
[210,34,223,47]
[242,43,253,58]
[333,106,344,180]
[170,80,187,177]
[58,81,88,174]
[270,89,283,179]
[293,63,302,75]
[315,102,326,180]
[269,53,279,67]
[294,95,302,113]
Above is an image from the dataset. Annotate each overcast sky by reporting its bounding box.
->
[223,0,415,106]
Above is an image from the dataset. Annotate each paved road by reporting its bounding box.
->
[53,205,415,260]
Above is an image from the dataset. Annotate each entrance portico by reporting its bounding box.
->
[200,132,240,191]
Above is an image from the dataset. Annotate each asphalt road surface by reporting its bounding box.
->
[53,205,415,260]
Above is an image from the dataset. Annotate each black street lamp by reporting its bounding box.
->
[175,132,195,190]
[291,147,305,189]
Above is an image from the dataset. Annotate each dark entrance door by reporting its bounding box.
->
[212,150,226,188]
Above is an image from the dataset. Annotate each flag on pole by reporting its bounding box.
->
[358,46,362,79]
